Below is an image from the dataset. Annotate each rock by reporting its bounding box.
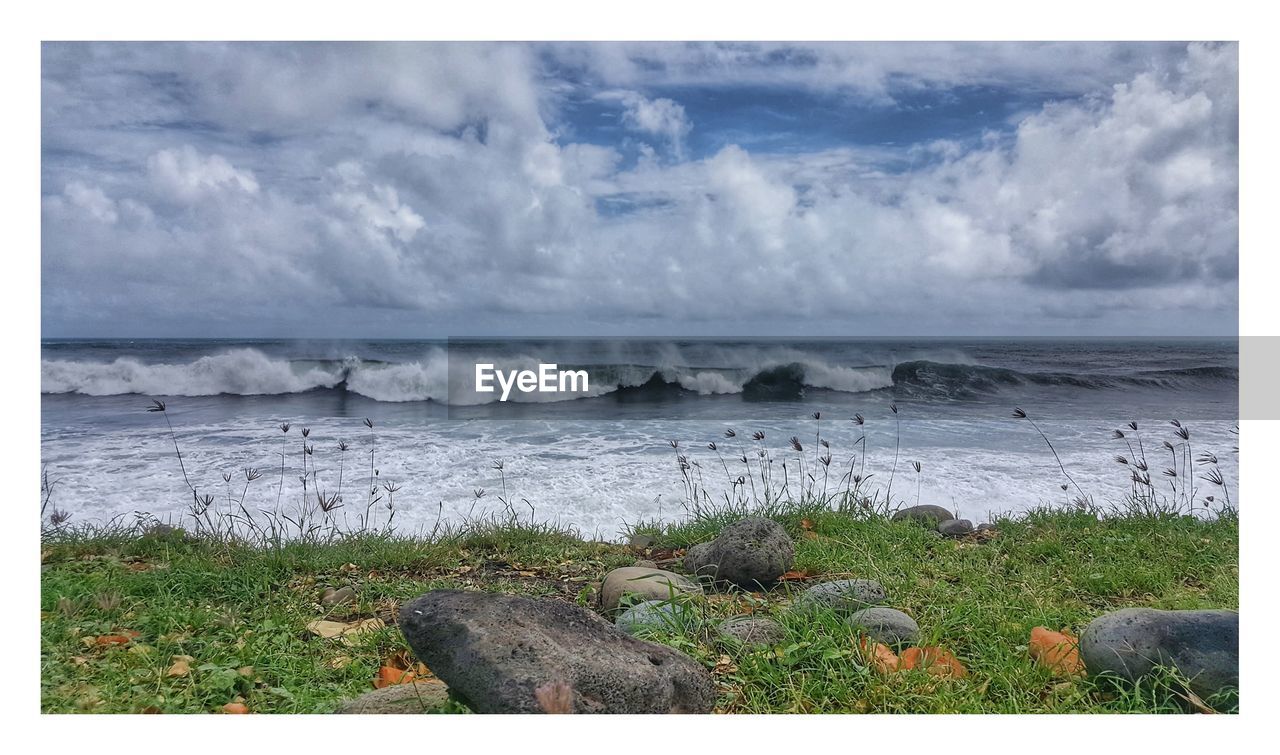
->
[633,559,658,569]
[975,523,996,533]
[399,589,715,713]
[683,517,795,588]
[937,519,974,537]
[599,566,701,612]
[1079,608,1238,705]
[684,543,713,575]
[891,505,955,526]
[628,533,656,550]
[717,616,786,647]
[794,579,886,615]
[319,586,357,607]
[335,679,450,713]
[847,607,919,648]
[615,599,693,635]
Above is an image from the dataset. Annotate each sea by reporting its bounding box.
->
[40,338,1239,538]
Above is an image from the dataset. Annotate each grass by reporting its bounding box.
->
[40,507,1238,714]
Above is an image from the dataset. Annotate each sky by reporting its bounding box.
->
[40,42,1239,338]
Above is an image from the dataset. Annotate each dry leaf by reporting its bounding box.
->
[95,630,140,647]
[899,646,968,678]
[373,665,418,689]
[166,656,193,677]
[778,570,810,582]
[1029,626,1085,676]
[221,702,249,714]
[712,654,738,675]
[857,637,900,675]
[325,655,352,670]
[306,617,385,646]
[1179,688,1218,714]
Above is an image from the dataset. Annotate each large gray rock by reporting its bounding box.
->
[937,519,974,537]
[1079,608,1238,706]
[683,543,712,575]
[683,517,794,588]
[793,579,887,615]
[717,616,786,647]
[614,599,693,635]
[335,680,450,713]
[599,566,701,612]
[399,590,715,713]
[891,505,955,526]
[847,607,919,648]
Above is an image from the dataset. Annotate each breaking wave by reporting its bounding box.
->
[41,348,1235,404]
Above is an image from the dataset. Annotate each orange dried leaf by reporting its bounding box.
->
[899,646,968,678]
[373,665,417,689]
[800,518,815,531]
[778,570,810,582]
[221,702,250,714]
[857,637,900,675]
[1029,626,1084,676]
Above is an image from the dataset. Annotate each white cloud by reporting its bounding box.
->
[146,145,259,202]
[40,42,1238,336]
[331,162,425,244]
[62,181,117,224]
[600,90,692,157]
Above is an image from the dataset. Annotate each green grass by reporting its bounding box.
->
[40,509,1237,714]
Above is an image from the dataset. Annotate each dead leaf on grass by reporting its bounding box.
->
[856,637,900,675]
[1029,626,1085,676]
[899,646,968,678]
[166,655,194,677]
[306,617,385,645]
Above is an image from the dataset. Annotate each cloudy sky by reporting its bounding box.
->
[41,42,1238,338]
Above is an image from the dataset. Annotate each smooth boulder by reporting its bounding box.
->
[1079,608,1238,705]
[847,607,919,648]
[793,579,886,615]
[599,566,701,612]
[683,517,795,588]
[717,616,786,647]
[891,505,955,526]
[399,590,715,714]
[335,679,450,713]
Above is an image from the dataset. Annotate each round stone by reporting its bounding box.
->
[847,607,920,648]
[793,579,887,615]
[717,616,786,647]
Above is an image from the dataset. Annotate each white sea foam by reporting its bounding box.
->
[41,349,344,397]
[677,371,742,395]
